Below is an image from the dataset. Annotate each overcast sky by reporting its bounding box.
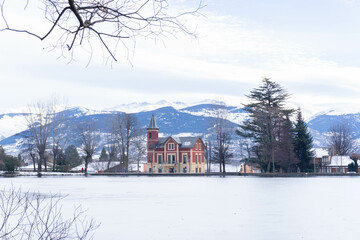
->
[1,0,360,116]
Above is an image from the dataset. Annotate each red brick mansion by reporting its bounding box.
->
[147,115,206,173]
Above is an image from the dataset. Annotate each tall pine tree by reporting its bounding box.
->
[239,77,293,173]
[293,109,314,172]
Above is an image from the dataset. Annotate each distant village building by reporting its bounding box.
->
[146,115,205,173]
[239,161,261,173]
[318,155,359,173]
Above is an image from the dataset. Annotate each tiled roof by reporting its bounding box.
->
[150,136,203,149]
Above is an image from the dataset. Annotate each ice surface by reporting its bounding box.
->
[1,176,360,240]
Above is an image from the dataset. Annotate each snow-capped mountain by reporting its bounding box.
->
[1,100,360,156]
[0,113,29,141]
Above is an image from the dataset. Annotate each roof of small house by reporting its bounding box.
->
[313,148,328,158]
[150,136,203,149]
[326,156,359,167]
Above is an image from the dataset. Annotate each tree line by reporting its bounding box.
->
[3,78,359,174]
[0,100,146,174]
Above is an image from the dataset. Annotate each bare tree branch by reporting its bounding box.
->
[0,0,204,62]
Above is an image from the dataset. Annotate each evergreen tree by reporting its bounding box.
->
[349,153,359,173]
[293,109,314,172]
[239,78,293,172]
[4,155,19,173]
[99,146,109,162]
[275,115,299,172]
[64,145,82,168]
[0,145,5,170]
[0,145,5,160]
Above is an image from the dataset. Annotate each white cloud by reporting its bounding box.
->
[1,1,360,115]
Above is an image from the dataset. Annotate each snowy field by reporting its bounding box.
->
[1,176,360,240]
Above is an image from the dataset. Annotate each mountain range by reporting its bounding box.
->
[0,100,358,157]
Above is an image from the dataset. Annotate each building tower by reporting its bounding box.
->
[147,114,159,151]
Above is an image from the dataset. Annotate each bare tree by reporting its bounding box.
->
[0,186,99,239]
[328,123,354,156]
[21,132,38,172]
[25,99,62,172]
[132,130,146,173]
[50,108,68,171]
[0,0,203,61]
[105,115,120,170]
[79,121,99,174]
[328,122,354,170]
[206,141,211,173]
[212,105,233,173]
[113,113,137,172]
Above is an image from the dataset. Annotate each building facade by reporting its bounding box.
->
[147,115,206,173]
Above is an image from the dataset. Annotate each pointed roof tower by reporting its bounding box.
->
[147,114,159,130]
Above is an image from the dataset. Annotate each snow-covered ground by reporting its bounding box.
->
[1,176,359,240]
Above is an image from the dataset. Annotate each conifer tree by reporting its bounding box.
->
[99,147,109,162]
[275,115,300,172]
[239,78,293,173]
[293,109,314,172]
[64,145,81,168]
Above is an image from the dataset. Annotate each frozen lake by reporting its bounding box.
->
[1,176,359,240]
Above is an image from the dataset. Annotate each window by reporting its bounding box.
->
[195,154,198,164]
[199,154,202,163]
[158,168,162,173]
[158,154,162,164]
[183,154,187,164]
[199,143,201,150]
[199,168,201,173]
[149,132,152,138]
[167,154,176,164]
[195,143,198,150]
[168,143,175,150]
[196,168,198,173]
[183,167,187,173]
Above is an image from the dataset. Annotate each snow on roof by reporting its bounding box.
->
[152,136,201,149]
[327,156,358,167]
[172,136,181,144]
[313,148,328,158]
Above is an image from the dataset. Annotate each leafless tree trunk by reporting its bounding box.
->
[125,114,137,172]
[79,121,99,174]
[0,186,99,239]
[106,116,119,170]
[212,104,233,173]
[328,123,354,157]
[0,0,203,61]
[21,133,38,172]
[51,107,68,171]
[328,122,354,172]
[206,141,211,173]
[113,113,137,172]
[132,131,146,173]
[25,99,63,172]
